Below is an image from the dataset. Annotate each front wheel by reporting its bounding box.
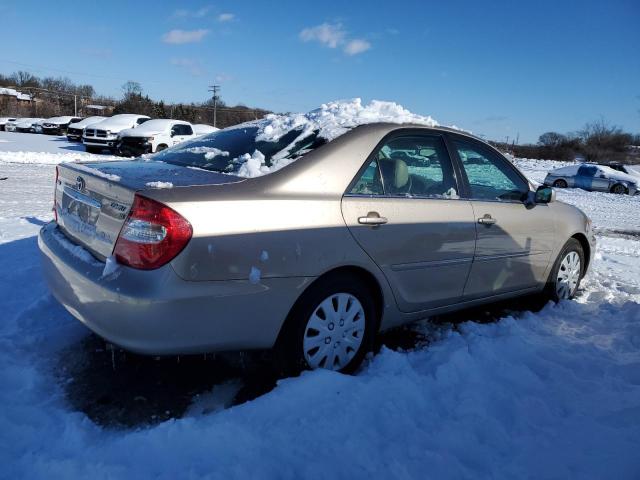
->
[611,184,626,195]
[545,238,585,302]
[553,179,568,188]
[276,274,378,375]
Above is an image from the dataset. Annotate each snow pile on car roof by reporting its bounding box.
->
[227,98,441,178]
[256,98,440,143]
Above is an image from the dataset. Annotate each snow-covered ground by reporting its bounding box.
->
[1,131,639,479]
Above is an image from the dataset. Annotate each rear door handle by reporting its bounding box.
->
[358,211,388,225]
[478,214,496,225]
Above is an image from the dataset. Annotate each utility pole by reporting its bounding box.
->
[74,94,77,116]
[208,84,220,127]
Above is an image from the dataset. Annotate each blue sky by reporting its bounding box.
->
[1,0,638,143]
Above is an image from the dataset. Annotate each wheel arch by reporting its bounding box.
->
[571,232,591,274]
[275,265,385,344]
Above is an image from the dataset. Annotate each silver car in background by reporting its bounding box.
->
[39,121,595,373]
[544,163,638,195]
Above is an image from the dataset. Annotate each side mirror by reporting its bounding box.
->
[535,185,555,204]
[170,130,176,137]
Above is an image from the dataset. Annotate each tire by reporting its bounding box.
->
[545,238,585,302]
[156,144,168,152]
[611,183,626,195]
[275,274,378,375]
[553,179,568,188]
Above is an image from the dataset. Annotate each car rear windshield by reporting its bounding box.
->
[153,125,326,175]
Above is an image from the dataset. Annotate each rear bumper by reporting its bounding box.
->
[39,222,310,355]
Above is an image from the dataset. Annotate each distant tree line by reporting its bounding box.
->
[0,71,269,128]
[495,118,640,164]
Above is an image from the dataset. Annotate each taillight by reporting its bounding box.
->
[114,194,192,270]
[53,165,59,222]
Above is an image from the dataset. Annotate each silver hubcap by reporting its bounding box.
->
[556,251,581,299]
[303,293,366,370]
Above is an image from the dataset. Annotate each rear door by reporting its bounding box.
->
[341,131,476,313]
[447,135,555,299]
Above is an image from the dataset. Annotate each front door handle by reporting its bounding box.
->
[478,214,496,225]
[358,211,388,226]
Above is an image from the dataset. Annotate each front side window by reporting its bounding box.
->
[453,139,528,201]
[349,135,459,198]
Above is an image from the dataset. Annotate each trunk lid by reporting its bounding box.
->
[55,159,242,260]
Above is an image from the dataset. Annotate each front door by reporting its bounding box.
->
[448,136,555,299]
[341,132,476,313]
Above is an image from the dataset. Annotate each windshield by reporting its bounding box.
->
[153,125,326,176]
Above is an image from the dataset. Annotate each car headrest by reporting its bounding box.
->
[380,158,409,190]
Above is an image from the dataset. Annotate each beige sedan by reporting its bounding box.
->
[39,122,595,373]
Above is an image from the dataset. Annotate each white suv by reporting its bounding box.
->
[82,114,150,153]
[117,119,196,156]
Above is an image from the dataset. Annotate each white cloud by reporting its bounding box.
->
[172,6,212,18]
[162,29,210,44]
[299,23,346,49]
[218,13,235,22]
[214,73,233,83]
[170,58,205,76]
[299,23,371,56]
[343,39,371,56]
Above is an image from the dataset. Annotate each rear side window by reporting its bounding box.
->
[350,134,459,198]
[137,118,148,125]
[173,124,193,135]
[350,160,384,195]
[453,139,528,201]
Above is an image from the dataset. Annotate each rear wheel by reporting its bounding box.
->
[545,238,584,302]
[276,274,378,375]
[156,144,168,152]
[553,179,568,188]
[611,183,626,195]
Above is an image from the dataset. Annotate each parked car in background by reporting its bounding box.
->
[13,118,45,133]
[117,119,196,156]
[4,118,20,132]
[41,116,82,135]
[82,114,150,153]
[544,163,638,195]
[66,116,107,141]
[0,117,17,131]
[193,124,218,136]
[607,162,640,181]
[39,120,595,374]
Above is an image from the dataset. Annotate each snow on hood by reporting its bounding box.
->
[15,118,44,127]
[599,165,638,184]
[91,115,149,130]
[226,98,442,177]
[119,119,178,137]
[71,116,107,129]
[43,116,77,124]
